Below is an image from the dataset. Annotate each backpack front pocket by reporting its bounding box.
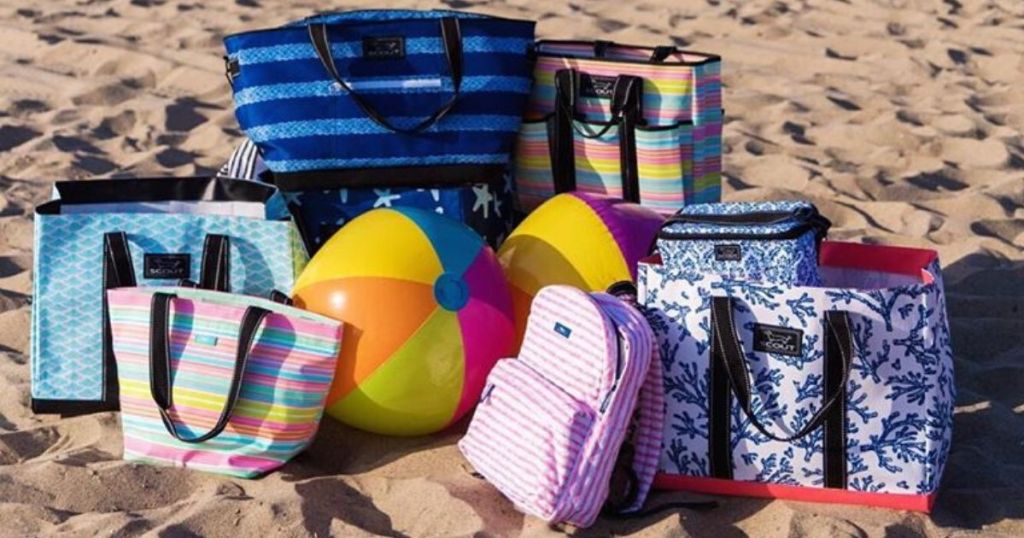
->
[461,358,594,520]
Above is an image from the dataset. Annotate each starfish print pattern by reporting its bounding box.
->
[373,189,401,208]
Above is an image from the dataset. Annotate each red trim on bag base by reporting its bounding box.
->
[654,474,936,512]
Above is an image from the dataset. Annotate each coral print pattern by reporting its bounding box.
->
[638,247,954,497]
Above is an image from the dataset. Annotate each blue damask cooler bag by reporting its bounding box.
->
[223,10,535,252]
[656,200,831,286]
[639,241,954,511]
[31,177,306,414]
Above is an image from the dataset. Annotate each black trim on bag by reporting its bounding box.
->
[658,208,832,242]
[267,164,506,191]
[823,312,851,489]
[223,10,535,40]
[40,177,276,214]
[30,398,118,416]
[198,235,231,292]
[534,39,721,66]
[708,303,734,479]
[100,232,137,412]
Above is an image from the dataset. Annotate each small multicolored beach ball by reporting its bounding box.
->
[293,207,515,436]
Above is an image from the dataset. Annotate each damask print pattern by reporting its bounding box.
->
[656,200,827,286]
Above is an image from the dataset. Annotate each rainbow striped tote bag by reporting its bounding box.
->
[108,287,342,478]
[514,41,722,215]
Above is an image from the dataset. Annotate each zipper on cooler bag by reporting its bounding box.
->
[657,207,830,242]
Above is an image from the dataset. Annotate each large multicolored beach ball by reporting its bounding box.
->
[497,192,664,347]
[292,208,515,436]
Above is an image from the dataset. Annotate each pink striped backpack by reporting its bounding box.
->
[459,285,665,527]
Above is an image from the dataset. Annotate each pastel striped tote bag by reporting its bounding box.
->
[514,40,722,215]
[108,287,342,478]
[459,286,665,527]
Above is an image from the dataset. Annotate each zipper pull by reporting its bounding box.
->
[600,383,617,413]
[479,383,495,404]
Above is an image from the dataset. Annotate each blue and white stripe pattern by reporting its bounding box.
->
[224,11,535,175]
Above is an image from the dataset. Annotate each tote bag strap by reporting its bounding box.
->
[148,292,270,444]
[709,296,854,487]
[307,18,463,134]
[100,232,139,407]
[550,69,644,203]
[711,296,853,441]
[198,234,230,292]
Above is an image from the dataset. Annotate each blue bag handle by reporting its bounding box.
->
[307,18,463,134]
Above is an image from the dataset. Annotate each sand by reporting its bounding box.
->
[0,0,1022,536]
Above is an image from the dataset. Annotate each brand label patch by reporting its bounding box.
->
[714,244,742,261]
[579,74,618,99]
[194,334,218,346]
[362,37,405,59]
[554,322,573,338]
[753,324,803,357]
[143,253,190,279]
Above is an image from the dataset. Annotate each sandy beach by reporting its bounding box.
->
[0,0,1022,535]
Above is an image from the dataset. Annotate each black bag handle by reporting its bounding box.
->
[104,232,138,289]
[711,296,853,442]
[148,292,270,444]
[307,18,463,134]
[199,234,231,292]
[550,69,644,202]
[649,46,676,62]
[100,232,139,408]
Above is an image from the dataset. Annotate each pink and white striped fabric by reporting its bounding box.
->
[459,285,664,527]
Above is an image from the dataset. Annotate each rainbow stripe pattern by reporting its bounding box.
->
[108,287,342,478]
[514,41,722,214]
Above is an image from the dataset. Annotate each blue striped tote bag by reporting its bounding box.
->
[223,10,536,186]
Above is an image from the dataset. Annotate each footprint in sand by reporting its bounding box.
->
[942,137,1009,168]
[0,424,66,465]
[0,126,42,152]
[971,218,1024,248]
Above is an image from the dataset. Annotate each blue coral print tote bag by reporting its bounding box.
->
[639,241,954,511]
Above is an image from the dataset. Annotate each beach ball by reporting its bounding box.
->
[293,208,515,436]
[497,192,664,347]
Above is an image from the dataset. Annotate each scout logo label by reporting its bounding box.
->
[194,334,218,346]
[143,254,190,279]
[579,74,618,99]
[714,244,742,261]
[362,37,405,59]
[753,324,803,357]
[554,322,573,338]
